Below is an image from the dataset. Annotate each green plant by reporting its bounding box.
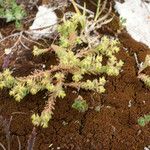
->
[138,113,150,126]
[72,96,88,112]
[138,55,150,87]
[0,0,26,28]
[118,17,126,32]
[0,2,123,128]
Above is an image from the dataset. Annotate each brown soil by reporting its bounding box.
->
[0,0,150,150]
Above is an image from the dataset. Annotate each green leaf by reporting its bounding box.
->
[5,9,14,22]
[0,8,4,17]
[14,6,25,20]
[138,117,146,127]
[72,96,88,112]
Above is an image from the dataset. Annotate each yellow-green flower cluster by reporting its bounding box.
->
[138,74,150,87]
[32,111,52,128]
[33,46,49,56]
[106,56,124,76]
[56,49,80,68]
[80,54,103,73]
[72,71,84,82]
[8,72,55,102]
[0,10,124,128]
[58,19,78,48]
[0,69,15,89]
[96,36,120,57]
[80,77,106,93]
[9,83,28,102]
[70,37,123,78]
[57,12,86,48]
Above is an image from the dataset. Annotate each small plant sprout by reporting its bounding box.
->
[118,17,126,32]
[0,1,123,128]
[0,0,26,28]
[138,113,150,126]
[72,96,88,112]
[33,46,50,56]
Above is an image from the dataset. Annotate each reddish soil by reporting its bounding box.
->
[0,0,150,150]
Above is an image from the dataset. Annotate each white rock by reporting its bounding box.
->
[144,147,150,150]
[29,5,57,39]
[115,0,150,48]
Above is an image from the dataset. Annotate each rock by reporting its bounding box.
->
[29,5,57,40]
[115,0,150,48]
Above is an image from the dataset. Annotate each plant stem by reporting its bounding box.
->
[0,143,6,150]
